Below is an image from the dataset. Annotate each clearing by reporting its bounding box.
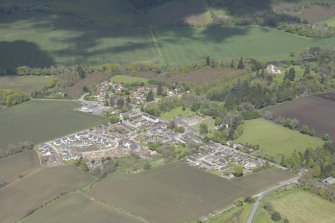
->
[160,106,196,121]
[90,163,293,223]
[0,100,107,149]
[235,118,323,158]
[267,92,335,139]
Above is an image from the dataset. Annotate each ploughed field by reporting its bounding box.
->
[267,92,335,139]
[90,163,294,223]
[0,100,107,149]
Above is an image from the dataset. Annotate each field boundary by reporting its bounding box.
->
[149,27,164,62]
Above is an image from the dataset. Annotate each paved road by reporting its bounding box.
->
[246,176,299,223]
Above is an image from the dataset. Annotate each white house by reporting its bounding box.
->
[266,64,281,75]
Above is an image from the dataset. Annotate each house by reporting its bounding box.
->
[322,177,335,186]
[266,64,281,75]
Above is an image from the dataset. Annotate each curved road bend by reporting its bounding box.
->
[247,176,299,223]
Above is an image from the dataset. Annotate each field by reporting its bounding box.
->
[203,204,252,223]
[0,100,107,149]
[235,119,323,158]
[324,17,335,27]
[254,189,335,223]
[1,0,335,69]
[111,75,149,84]
[0,150,39,183]
[0,166,91,223]
[0,75,50,94]
[90,164,293,223]
[22,193,144,223]
[160,106,196,121]
[267,92,335,139]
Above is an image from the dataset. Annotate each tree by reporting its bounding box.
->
[206,56,210,66]
[199,123,208,135]
[143,163,151,170]
[271,211,282,221]
[233,164,244,177]
[237,57,245,69]
[215,117,222,126]
[146,90,154,102]
[82,86,89,93]
[117,98,124,109]
[322,133,330,141]
[304,65,311,76]
[284,67,295,81]
[157,84,163,96]
[234,197,244,206]
[77,65,86,79]
[110,115,120,124]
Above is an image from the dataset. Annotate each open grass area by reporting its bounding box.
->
[254,189,335,223]
[111,75,149,84]
[160,106,196,121]
[0,0,335,70]
[235,118,323,157]
[0,150,39,183]
[0,75,50,94]
[203,204,252,223]
[0,100,107,149]
[90,164,293,223]
[194,117,216,132]
[22,193,144,223]
[324,17,335,27]
[0,166,91,223]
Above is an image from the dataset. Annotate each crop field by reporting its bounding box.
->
[111,75,149,84]
[22,193,144,223]
[90,164,293,223]
[267,92,335,139]
[1,0,335,70]
[235,118,323,158]
[0,166,91,223]
[0,100,107,149]
[0,75,50,94]
[254,189,335,223]
[0,150,39,183]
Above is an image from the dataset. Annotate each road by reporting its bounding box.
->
[246,176,299,223]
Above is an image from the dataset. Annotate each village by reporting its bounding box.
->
[38,79,265,178]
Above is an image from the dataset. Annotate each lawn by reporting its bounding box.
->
[0,166,91,223]
[194,117,216,132]
[90,163,293,223]
[235,118,323,157]
[323,17,335,27]
[0,150,40,183]
[1,0,335,70]
[111,75,149,84]
[0,100,107,149]
[0,75,50,94]
[160,106,196,121]
[254,189,335,223]
[22,193,144,223]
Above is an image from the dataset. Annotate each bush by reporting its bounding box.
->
[271,211,282,221]
[234,197,244,206]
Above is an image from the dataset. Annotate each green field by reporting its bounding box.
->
[22,193,144,223]
[0,166,91,223]
[90,164,293,223]
[0,0,335,69]
[0,150,39,182]
[0,75,50,94]
[160,106,196,120]
[254,189,335,223]
[235,118,323,157]
[0,100,107,149]
[202,204,252,223]
[324,17,335,27]
[111,75,149,84]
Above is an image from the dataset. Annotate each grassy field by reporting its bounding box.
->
[160,106,196,121]
[235,118,323,157]
[22,193,144,223]
[0,100,107,149]
[90,164,293,223]
[0,150,39,183]
[1,0,335,69]
[0,75,50,94]
[254,189,335,223]
[202,204,252,223]
[323,17,335,27]
[111,75,149,84]
[0,166,91,223]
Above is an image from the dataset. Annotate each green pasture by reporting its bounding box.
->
[0,75,50,94]
[0,100,107,149]
[160,106,196,121]
[235,118,323,157]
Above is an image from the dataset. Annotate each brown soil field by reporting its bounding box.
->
[0,166,91,223]
[68,72,112,98]
[273,2,335,23]
[267,92,335,139]
[90,164,293,223]
[0,151,40,183]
